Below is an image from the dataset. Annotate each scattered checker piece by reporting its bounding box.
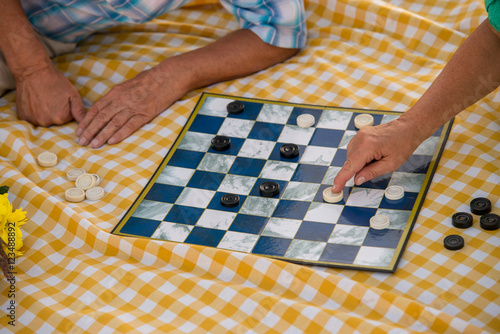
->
[37,152,105,203]
[445,197,498,251]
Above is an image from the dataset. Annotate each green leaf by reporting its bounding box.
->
[0,186,9,195]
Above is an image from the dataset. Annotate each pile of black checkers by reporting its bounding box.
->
[444,197,499,250]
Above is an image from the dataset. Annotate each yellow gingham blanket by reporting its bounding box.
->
[1,0,499,333]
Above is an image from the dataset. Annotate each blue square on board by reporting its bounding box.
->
[145,184,184,203]
[168,149,205,169]
[309,128,344,148]
[347,112,384,130]
[295,221,335,242]
[229,157,266,177]
[229,214,268,234]
[319,244,360,264]
[226,101,262,120]
[397,155,432,173]
[268,143,306,162]
[120,217,161,237]
[288,107,323,126]
[248,122,284,141]
[432,125,445,137]
[189,115,225,134]
[185,226,225,247]
[253,236,292,257]
[207,192,247,213]
[272,200,310,220]
[164,205,205,225]
[330,149,347,167]
[337,206,377,227]
[249,179,287,198]
[379,192,418,211]
[363,229,403,248]
[207,137,245,156]
[187,171,226,191]
[361,173,391,189]
[313,185,352,204]
[291,164,328,183]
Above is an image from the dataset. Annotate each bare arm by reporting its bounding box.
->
[333,19,500,192]
[0,0,84,126]
[76,29,299,148]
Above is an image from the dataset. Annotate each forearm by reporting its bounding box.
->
[154,29,299,94]
[400,20,500,140]
[0,0,52,78]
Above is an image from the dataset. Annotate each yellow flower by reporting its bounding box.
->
[0,193,27,257]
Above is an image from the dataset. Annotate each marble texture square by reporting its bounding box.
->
[218,118,255,138]
[156,166,195,187]
[304,202,343,224]
[389,172,426,193]
[285,240,326,261]
[338,131,357,149]
[277,125,315,146]
[260,161,298,181]
[132,200,173,221]
[175,188,215,208]
[238,139,275,160]
[262,218,302,238]
[346,188,385,208]
[300,146,337,166]
[152,222,193,242]
[198,97,233,117]
[198,153,236,173]
[240,197,279,217]
[197,210,236,230]
[354,246,395,268]
[218,174,257,196]
[282,182,320,201]
[317,109,353,130]
[381,114,400,124]
[256,104,293,124]
[375,209,412,230]
[329,225,369,245]
[322,167,355,186]
[218,232,259,253]
[177,132,214,152]
[413,136,440,155]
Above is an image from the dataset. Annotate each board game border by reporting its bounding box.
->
[112,92,454,272]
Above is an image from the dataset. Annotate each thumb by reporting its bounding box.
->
[70,95,86,123]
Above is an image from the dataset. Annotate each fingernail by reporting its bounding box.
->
[356,176,366,185]
[79,137,88,146]
[76,128,82,137]
[331,185,338,192]
[90,139,99,148]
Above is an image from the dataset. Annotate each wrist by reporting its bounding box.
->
[11,57,54,82]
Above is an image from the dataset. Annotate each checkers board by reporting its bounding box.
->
[112,93,453,272]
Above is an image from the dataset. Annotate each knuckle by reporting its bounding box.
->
[95,112,108,123]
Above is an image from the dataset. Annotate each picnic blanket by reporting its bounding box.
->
[1,0,499,332]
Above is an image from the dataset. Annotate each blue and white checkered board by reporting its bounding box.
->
[113,93,452,272]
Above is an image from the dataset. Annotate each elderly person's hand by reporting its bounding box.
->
[332,118,424,192]
[15,63,85,126]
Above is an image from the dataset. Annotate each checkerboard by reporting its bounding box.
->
[112,93,452,272]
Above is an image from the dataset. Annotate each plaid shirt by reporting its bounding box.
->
[21,0,306,48]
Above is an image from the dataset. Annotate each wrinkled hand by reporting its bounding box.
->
[332,118,425,192]
[76,67,183,148]
[15,64,85,126]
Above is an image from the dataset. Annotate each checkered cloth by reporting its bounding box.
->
[0,0,498,333]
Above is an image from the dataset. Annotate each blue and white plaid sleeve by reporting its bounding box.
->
[219,0,307,49]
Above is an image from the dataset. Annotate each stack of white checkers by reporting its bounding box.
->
[66,170,105,202]
[36,152,105,203]
[322,185,405,230]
